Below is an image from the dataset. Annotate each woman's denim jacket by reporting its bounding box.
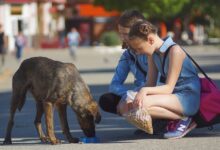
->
[109,49,148,100]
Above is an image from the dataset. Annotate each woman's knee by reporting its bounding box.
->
[142,97,154,109]
[142,95,184,117]
[98,93,121,113]
[98,94,109,110]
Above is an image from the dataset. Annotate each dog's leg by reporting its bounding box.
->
[56,103,79,143]
[3,95,19,144]
[34,102,48,143]
[43,101,61,145]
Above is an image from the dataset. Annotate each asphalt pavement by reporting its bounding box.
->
[0,45,220,150]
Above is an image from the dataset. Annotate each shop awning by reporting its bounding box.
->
[77,4,120,17]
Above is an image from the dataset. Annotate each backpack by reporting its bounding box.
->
[163,45,220,129]
[185,52,220,128]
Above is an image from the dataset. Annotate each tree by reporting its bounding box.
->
[188,0,220,26]
[94,0,220,37]
[94,0,190,21]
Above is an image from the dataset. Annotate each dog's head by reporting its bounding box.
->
[77,101,101,137]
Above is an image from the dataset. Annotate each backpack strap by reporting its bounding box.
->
[160,44,177,83]
[127,50,147,77]
[182,49,216,87]
[162,45,216,87]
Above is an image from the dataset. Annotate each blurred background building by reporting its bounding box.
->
[0,0,120,51]
[0,0,38,51]
[0,0,220,52]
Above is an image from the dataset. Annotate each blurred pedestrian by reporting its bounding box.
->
[67,27,81,60]
[194,24,205,45]
[15,31,26,62]
[0,24,6,72]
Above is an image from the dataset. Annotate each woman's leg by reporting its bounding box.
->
[143,94,198,139]
[19,47,23,60]
[16,48,19,60]
[118,94,184,120]
[119,94,196,138]
[142,94,184,120]
[16,47,22,60]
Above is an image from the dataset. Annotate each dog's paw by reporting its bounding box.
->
[68,137,79,143]
[50,139,61,145]
[40,136,50,143]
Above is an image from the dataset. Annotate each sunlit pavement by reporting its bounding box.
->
[0,45,220,150]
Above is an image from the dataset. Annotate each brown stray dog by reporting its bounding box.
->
[3,57,101,145]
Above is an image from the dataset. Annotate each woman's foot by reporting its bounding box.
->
[164,117,197,139]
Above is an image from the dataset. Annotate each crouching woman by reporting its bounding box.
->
[124,20,201,139]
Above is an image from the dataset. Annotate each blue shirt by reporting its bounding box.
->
[153,36,199,85]
[109,49,148,99]
[67,31,80,46]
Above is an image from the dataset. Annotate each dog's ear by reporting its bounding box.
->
[86,101,101,124]
[95,111,101,124]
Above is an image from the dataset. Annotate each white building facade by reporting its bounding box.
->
[0,0,65,51]
[0,2,38,51]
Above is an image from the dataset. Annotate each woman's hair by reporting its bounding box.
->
[118,10,145,28]
[118,10,145,48]
[129,20,158,40]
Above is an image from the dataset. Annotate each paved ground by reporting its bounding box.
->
[0,45,220,150]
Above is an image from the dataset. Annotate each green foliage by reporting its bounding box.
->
[94,0,190,20]
[190,0,220,26]
[94,0,220,26]
[208,28,220,38]
[100,31,121,46]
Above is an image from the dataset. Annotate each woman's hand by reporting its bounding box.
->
[133,88,148,108]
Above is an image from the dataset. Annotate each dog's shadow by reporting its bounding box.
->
[0,130,160,145]
[1,130,220,145]
[97,130,220,144]
[0,138,42,145]
[1,117,220,145]
[97,131,162,144]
